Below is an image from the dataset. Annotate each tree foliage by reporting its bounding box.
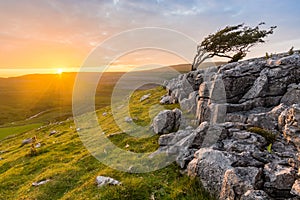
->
[192,23,276,70]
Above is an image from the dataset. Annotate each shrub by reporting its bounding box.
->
[288,46,294,55]
[247,127,276,144]
[229,52,246,63]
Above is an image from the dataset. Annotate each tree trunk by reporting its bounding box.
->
[192,49,212,71]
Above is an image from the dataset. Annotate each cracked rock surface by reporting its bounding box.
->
[154,53,300,199]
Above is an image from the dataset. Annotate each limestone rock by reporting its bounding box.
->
[96,176,121,187]
[140,93,151,102]
[187,148,235,195]
[152,109,182,134]
[160,95,176,104]
[291,179,300,197]
[264,163,296,198]
[247,113,276,131]
[281,84,300,106]
[180,91,198,115]
[240,190,272,200]
[220,167,263,200]
[32,179,50,186]
[124,117,133,123]
[22,138,33,145]
[49,130,57,136]
[279,104,300,150]
[158,53,300,200]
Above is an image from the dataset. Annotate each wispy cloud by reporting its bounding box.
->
[0,0,299,71]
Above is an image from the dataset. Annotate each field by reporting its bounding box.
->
[0,123,42,140]
[0,86,215,200]
[0,63,223,199]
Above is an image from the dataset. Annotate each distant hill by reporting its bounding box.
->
[0,62,224,125]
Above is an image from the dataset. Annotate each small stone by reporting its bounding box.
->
[102,112,107,116]
[96,176,121,187]
[124,117,133,123]
[35,143,41,148]
[22,138,33,145]
[160,95,173,104]
[140,93,151,102]
[49,130,57,136]
[32,179,50,186]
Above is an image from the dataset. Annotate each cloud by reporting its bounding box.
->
[0,0,299,70]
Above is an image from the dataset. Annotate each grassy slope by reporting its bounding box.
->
[0,123,43,140]
[0,62,223,126]
[0,86,215,200]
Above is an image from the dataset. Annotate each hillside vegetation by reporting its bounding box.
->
[0,86,214,200]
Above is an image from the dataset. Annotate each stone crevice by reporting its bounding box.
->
[154,53,300,200]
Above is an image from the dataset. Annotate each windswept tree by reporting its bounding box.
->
[191,23,276,70]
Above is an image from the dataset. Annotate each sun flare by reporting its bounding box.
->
[56,68,63,75]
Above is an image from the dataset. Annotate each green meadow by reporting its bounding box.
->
[0,85,215,200]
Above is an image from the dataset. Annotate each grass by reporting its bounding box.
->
[247,127,276,144]
[0,123,42,140]
[0,86,215,200]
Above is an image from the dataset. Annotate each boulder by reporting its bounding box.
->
[180,91,198,115]
[187,148,235,195]
[279,104,300,150]
[275,54,300,66]
[239,70,268,103]
[264,163,296,198]
[155,122,210,168]
[247,113,276,131]
[152,109,182,134]
[281,84,300,106]
[220,167,263,199]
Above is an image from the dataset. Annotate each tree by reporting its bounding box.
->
[191,23,276,70]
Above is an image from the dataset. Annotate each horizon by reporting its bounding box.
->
[1,1,300,77]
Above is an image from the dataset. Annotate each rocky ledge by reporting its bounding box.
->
[154,53,300,199]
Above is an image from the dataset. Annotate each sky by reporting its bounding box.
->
[0,0,300,77]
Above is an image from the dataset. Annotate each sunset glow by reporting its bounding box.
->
[0,1,299,77]
[56,68,63,75]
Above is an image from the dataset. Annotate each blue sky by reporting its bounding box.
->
[0,0,299,75]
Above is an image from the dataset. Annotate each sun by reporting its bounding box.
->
[56,68,63,75]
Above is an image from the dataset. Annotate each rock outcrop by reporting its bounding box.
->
[152,108,182,134]
[155,52,300,199]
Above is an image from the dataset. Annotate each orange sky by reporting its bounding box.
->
[0,1,299,77]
